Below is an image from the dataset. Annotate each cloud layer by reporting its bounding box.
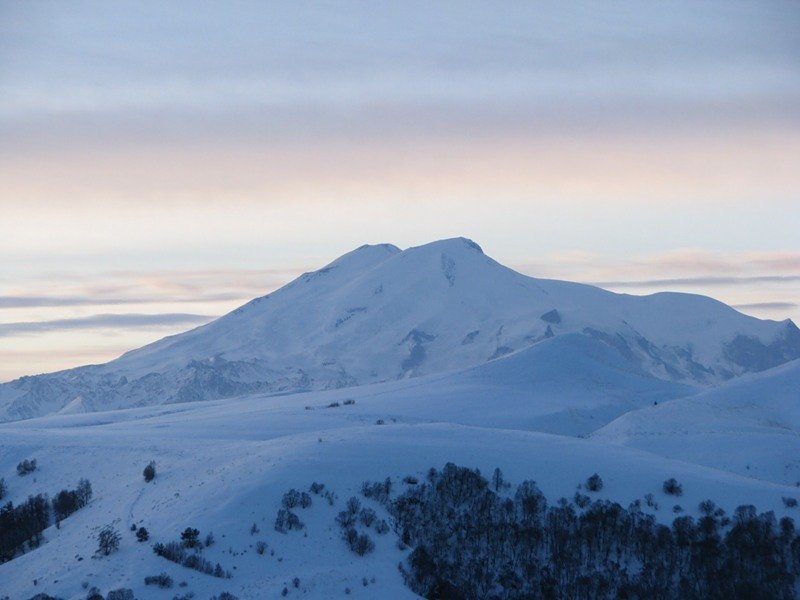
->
[0,313,213,338]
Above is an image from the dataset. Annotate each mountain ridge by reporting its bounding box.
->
[1,237,798,421]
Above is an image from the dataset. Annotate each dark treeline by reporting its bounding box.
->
[0,494,50,562]
[53,479,92,523]
[0,480,92,564]
[390,464,800,600]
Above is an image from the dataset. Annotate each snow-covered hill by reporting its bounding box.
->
[1,237,798,421]
[1,381,797,600]
[593,358,800,485]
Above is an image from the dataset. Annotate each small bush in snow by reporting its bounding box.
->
[16,459,37,476]
[144,573,173,588]
[0,478,6,500]
[209,594,238,600]
[96,525,121,556]
[136,527,149,542]
[85,587,103,600]
[402,475,418,485]
[154,540,186,563]
[274,509,304,533]
[182,553,214,574]
[359,507,377,527]
[281,487,311,509]
[282,489,301,509]
[105,589,134,600]
[180,527,200,548]
[346,496,361,515]
[213,563,229,578]
[586,473,603,492]
[143,460,156,482]
[287,511,304,531]
[309,481,325,494]
[353,537,375,556]
[343,528,375,556]
[336,510,356,529]
[343,399,355,405]
[663,478,683,496]
[274,510,287,532]
[361,479,392,504]
[293,577,300,588]
[783,497,798,508]
[256,541,267,555]
[374,519,390,535]
[76,478,92,506]
[205,531,215,546]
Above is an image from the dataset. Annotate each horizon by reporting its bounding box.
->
[2,1,799,380]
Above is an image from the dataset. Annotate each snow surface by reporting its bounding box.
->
[593,358,800,485]
[1,237,797,422]
[1,376,798,600]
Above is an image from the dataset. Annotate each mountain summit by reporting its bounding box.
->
[1,237,798,421]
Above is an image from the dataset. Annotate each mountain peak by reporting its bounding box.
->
[407,237,484,255]
[320,242,401,272]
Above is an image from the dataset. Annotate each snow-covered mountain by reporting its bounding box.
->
[1,237,798,421]
[1,237,799,598]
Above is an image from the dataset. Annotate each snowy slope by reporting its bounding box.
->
[1,237,798,421]
[1,385,797,600]
[265,333,697,437]
[593,359,800,485]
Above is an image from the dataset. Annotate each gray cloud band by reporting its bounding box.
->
[595,275,800,288]
[0,313,213,337]
[0,293,246,309]
[732,302,798,311]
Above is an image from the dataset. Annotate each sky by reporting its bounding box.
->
[1,1,799,382]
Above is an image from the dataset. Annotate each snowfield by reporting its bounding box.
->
[593,358,800,485]
[1,381,798,599]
